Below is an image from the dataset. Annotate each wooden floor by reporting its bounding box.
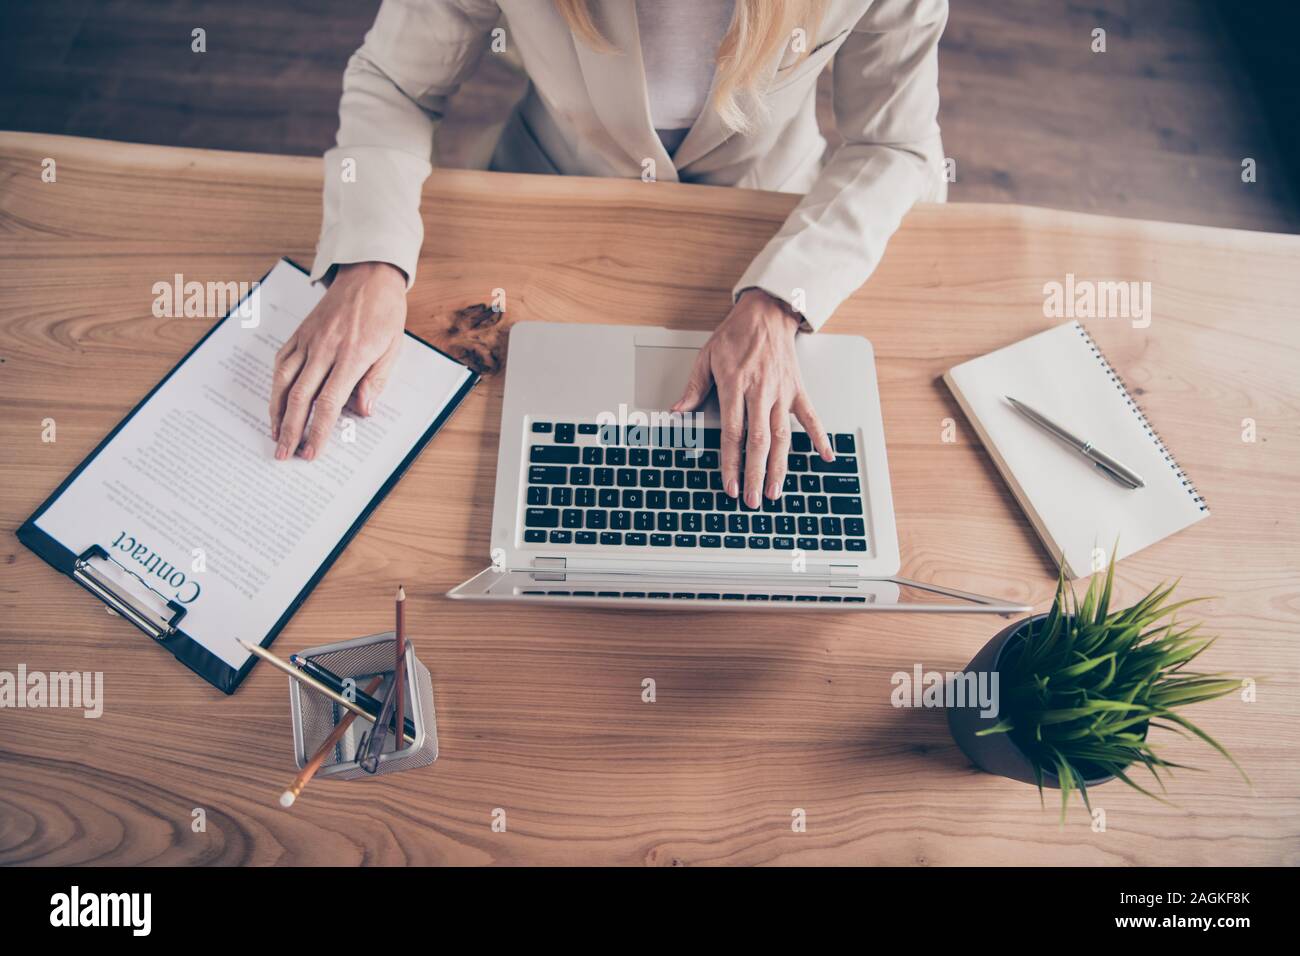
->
[1,0,1297,233]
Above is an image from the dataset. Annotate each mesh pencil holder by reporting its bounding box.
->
[289,631,438,780]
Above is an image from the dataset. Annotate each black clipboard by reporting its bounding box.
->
[15,258,479,694]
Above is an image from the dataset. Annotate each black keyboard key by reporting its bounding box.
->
[724,535,745,549]
[598,424,619,446]
[788,454,809,472]
[776,515,795,535]
[576,531,597,544]
[549,530,571,543]
[846,539,867,551]
[674,534,697,547]
[682,513,702,532]
[606,446,627,466]
[626,533,647,545]
[629,448,649,466]
[808,496,829,514]
[746,594,770,601]
[616,468,637,487]
[599,531,622,545]
[525,508,560,528]
[762,496,782,514]
[693,492,714,511]
[640,469,661,488]
[831,496,863,515]
[716,494,737,512]
[675,450,698,469]
[578,423,599,435]
[700,535,722,548]
[582,446,603,465]
[728,514,749,533]
[669,491,690,509]
[563,509,583,528]
[524,529,546,542]
[652,449,672,467]
[782,475,798,493]
[709,471,724,491]
[752,515,772,534]
[771,593,794,601]
[748,536,771,549]
[800,475,821,493]
[611,510,631,530]
[531,421,552,433]
[622,489,643,508]
[663,470,685,489]
[569,466,591,485]
[796,538,819,551]
[529,466,567,485]
[773,537,795,550]
[552,487,572,507]
[634,511,654,531]
[844,518,865,537]
[698,450,719,469]
[821,517,842,536]
[657,512,679,531]
[822,476,860,494]
[798,516,818,535]
[785,495,806,513]
[791,432,812,453]
[834,433,856,454]
[532,445,579,464]
[585,511,607,529]
[598,488,618,508]
[575,488,596,507]
[687,471,708,489]
[594,468,614,486]
[555,423,575,444]
[705,514,725,533]
[821,539,843,551]
[650,533,671,547]
[527,487,548,505]
[704,428,722,449]
[811,455,858,474]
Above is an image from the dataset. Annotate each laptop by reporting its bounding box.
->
[448,322,1030,613]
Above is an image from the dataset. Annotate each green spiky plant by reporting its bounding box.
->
[978,554,1248,820]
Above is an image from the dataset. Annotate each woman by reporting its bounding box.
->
[270,0,947,507]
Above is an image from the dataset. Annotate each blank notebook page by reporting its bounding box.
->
[944,321,1208,577]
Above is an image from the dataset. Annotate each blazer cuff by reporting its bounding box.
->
[732,245,845,332]
[309,145,431,290]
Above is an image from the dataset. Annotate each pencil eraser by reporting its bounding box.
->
[279,790,296,808]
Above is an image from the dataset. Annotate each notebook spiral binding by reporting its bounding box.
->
[1074,323,1208,513]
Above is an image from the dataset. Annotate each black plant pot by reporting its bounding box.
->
[947,613,1119,789]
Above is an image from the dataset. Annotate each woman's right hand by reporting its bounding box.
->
[269,261,408,461]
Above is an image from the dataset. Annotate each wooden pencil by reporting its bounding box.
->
[279,675,384,808]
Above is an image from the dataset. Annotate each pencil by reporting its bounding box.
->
[237,638,416,745]
[394,585,407,751]
[279,675,383,808]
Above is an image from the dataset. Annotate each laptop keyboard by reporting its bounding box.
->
[522,421,868,553]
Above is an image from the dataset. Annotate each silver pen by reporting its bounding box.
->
[1004,396,1145,489]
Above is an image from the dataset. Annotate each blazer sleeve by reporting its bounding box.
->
[310,0,502,288]
[732,0,949,331]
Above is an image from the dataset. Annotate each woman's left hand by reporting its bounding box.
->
[673,289,835,508]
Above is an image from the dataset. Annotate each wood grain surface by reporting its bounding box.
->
[1,132,1297,866]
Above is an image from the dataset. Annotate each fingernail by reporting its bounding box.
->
[302,444,315,461]
[727,479,739,498]
[746,489,758,508]
[271,423,279,441]
[364,396,374,416]
[766,481,778,499]
[275,443,287,461]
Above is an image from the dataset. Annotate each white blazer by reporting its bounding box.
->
[311,0,949,330]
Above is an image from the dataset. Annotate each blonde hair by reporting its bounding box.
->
[554,0,826,133]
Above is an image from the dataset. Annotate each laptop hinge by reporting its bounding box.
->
[828,563,861,586]
[530,556,567,581]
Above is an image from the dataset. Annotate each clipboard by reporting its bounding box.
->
[16,259,479,694]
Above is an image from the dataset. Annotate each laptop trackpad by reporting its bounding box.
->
[633,345,718,414]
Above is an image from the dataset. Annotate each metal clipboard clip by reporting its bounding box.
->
[71,544,188,643]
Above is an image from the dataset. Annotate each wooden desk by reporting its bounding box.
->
[1,132,1297,866]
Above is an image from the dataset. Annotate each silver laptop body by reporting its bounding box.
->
[448,322,1030,614]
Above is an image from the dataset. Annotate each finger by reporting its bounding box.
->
[672,348,714,413]
[792,390,834,461]
[302,360,367,460]
[269,341,305,443]
[276,353,331,461]
[766,399,793,500]
[743,390,772,509]
[718,383,745,499]
[349,334,402,417]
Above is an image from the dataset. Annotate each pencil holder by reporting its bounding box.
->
[288,630,438,780]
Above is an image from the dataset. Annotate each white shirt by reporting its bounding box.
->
[636,0,736,154]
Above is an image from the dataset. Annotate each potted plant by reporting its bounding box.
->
[947,555,1247,819]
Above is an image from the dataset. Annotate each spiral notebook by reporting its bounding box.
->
[943,321,1208,578]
